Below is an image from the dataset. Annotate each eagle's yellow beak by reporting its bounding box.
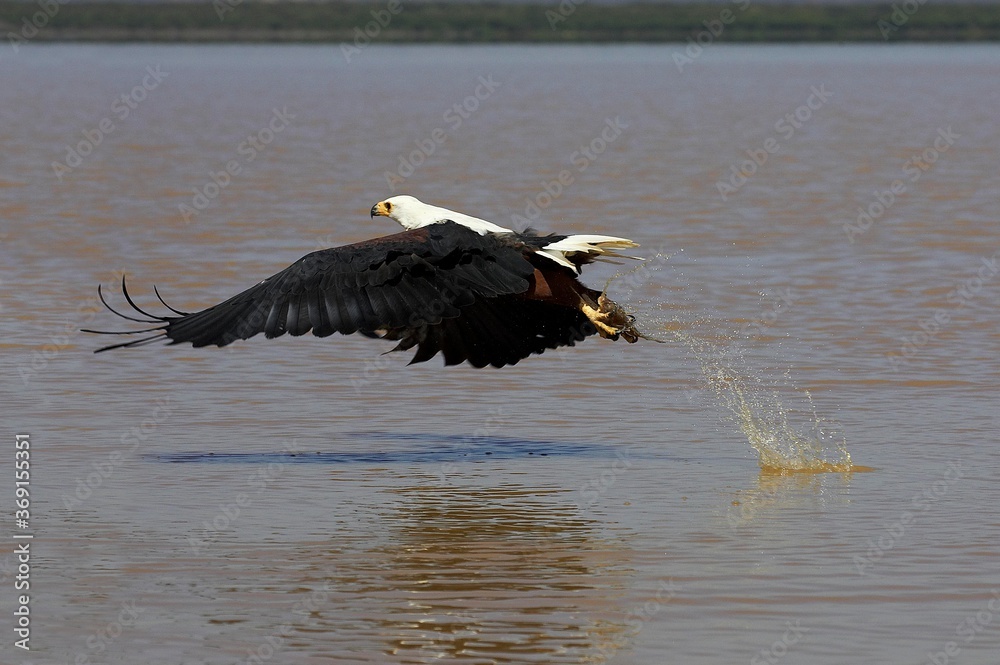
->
[370,201,390,218]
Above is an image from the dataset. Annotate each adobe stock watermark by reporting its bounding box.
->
[213,0,243,21]
[878,0,929,40]
[187,439,303,554]
[751,620,810,665]
[73,599,145,665]
[716,85,832,201]
[546,0,586,30]
[179,106,296,224]
[340,0,403,63]
[51,66,170,181]
[350,352,400,395]
[7,0,69,53]
[241,576,336,665]
[672,0,752,73]
[18,267,125,388]
[923,589,1000,665]
[885,251,998,372]
[61,398,176,510]
[842,126,959,243]
[593,580,679,663]
[853,460,963,576]
[573,447,634,512]
[608,245,673,296]
[509,116,627,227]
[383,75,501,192]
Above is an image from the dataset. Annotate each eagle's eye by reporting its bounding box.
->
[385,202,392,211]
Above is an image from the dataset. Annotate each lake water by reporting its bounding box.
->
[2,43,999,664]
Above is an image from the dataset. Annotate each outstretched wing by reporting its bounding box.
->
[85,223,539,355]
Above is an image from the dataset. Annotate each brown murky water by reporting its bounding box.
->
[2,44,999,664]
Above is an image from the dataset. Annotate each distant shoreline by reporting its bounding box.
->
[4,2,1000,45]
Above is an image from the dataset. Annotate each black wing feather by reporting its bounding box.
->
[87,222,604,366]
[386,295,594,369]
[88,223,537,355]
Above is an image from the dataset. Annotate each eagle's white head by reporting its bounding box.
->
[370,195,512,235]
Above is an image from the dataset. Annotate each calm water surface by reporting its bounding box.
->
[2,44,999,664]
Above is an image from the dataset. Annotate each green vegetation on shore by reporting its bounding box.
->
[3,1,1000,44]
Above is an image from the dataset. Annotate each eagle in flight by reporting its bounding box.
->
[86,196,645,368]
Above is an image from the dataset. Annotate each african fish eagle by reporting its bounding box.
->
[85,195,643,368]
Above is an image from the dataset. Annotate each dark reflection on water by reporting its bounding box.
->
[149,432,634,464]
[338,483,634,663]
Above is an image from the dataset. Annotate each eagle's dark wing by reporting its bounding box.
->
[85,222,594,366]
[381,295,596,368]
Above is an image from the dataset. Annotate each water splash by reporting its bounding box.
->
[611,253,865,474]
[675,328,860,474]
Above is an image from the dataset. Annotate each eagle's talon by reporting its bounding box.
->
[580,294,640,343]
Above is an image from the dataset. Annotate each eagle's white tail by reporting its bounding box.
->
[537,235,641,272]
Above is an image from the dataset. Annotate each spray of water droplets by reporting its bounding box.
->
[609,252,857,474]
[679,330,853,473]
